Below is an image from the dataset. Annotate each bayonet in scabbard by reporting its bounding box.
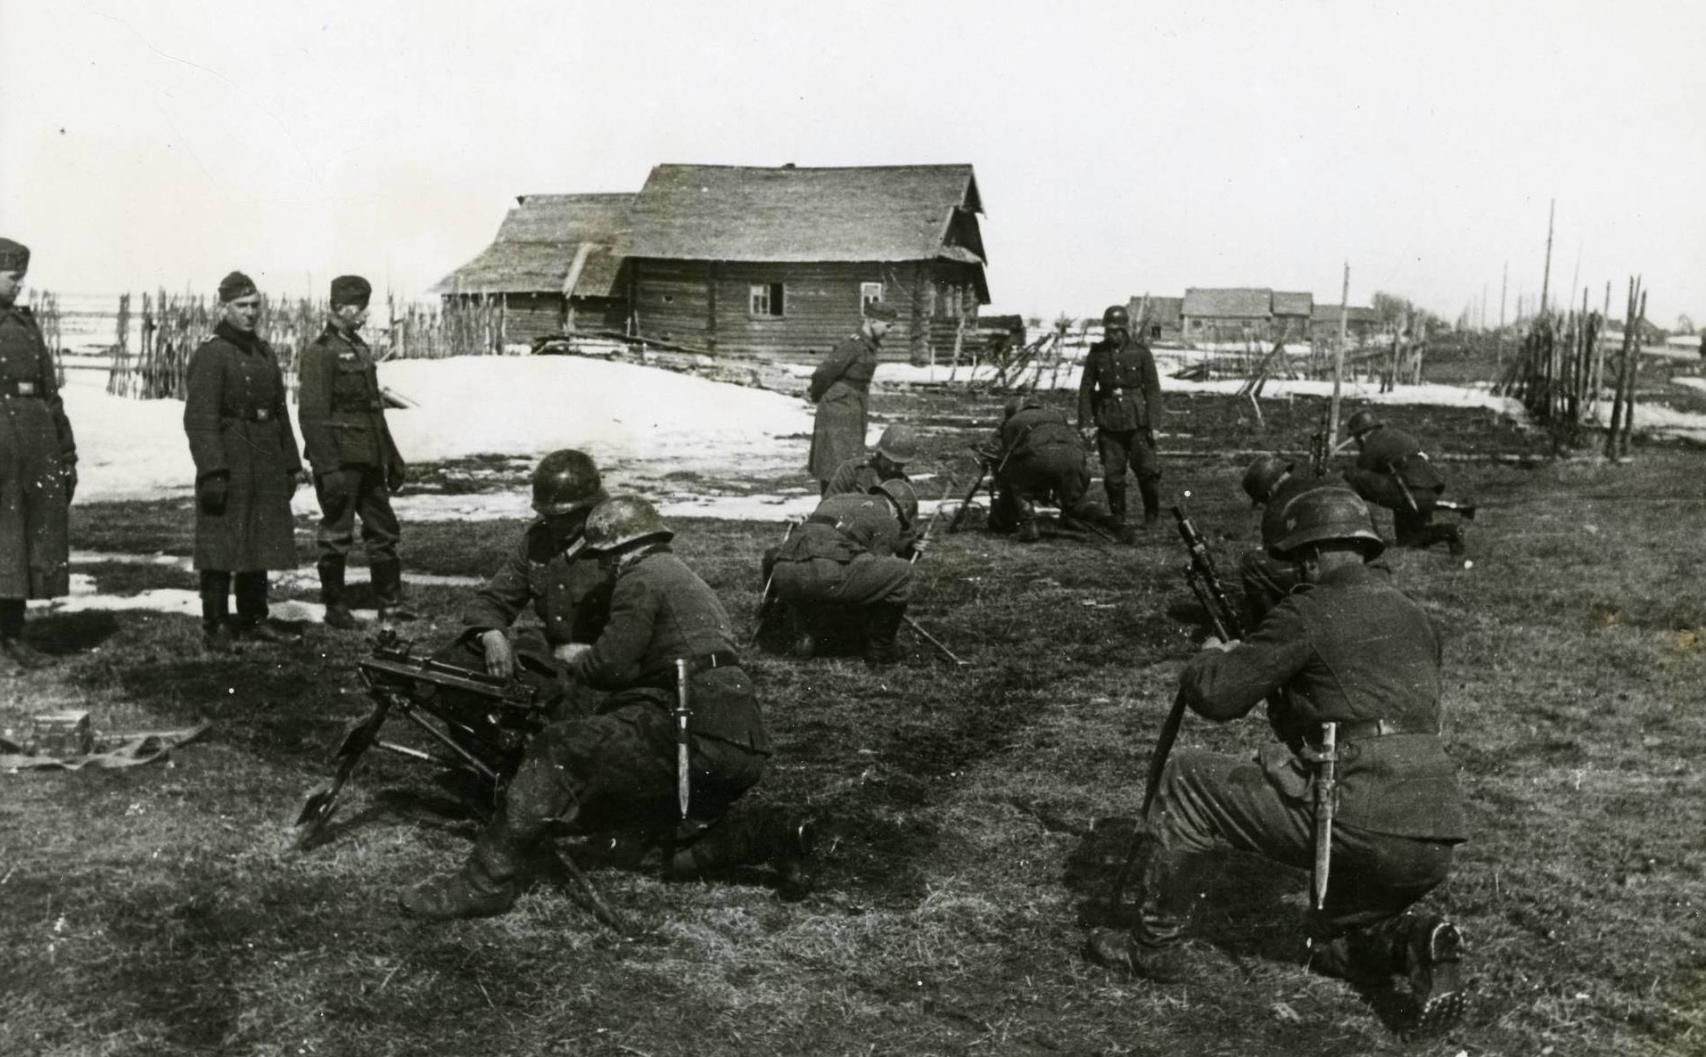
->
[1308,722,1339,918]
[673,657,691,820]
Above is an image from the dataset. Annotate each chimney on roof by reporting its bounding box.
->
[782,162,796,169]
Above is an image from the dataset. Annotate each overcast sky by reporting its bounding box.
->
[2,0,1702,324]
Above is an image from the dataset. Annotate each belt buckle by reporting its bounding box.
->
[17,381,36,395]
[255,408,272,422]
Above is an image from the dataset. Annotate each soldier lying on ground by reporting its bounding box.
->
[402,495,812,919]
[764,478,921,664]
[982,394,1117,543]
[1086,486,1471,1036]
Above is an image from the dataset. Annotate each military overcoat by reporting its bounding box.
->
[183,320,303,571]
[806,333,880,480]
[0,304,76,598]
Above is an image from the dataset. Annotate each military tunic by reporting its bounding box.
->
[987,400,1096,530]
[183,321,302,571]
[507,547,771,840]
[297,323,404,566]
[1077,335,1164,487]
[807,333,880,482]
[823,455,904,499]
[1144,562,1466,942]
[770,492,914,607]
[0,304,75,598]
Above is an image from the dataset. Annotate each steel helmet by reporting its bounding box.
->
[875,424,921,464]
[1103,305,1130,331]
[531,449,608,515]
[1344,410,1385,438]
[872,478,919,527]
[1241,455,1295,505]
[581,495,674,553]
[1266,486,1385,560]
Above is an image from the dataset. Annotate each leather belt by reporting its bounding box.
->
[226,408,275,422]
[1335,717,1435,741]
[334,401,384,412]
[806,514,841,528]
[0,379,42,398]
[686,651,739,675]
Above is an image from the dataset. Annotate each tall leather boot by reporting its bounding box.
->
[862,603,907,665]
[234,572,297,643]
[669,805,816,902]
[1399,913,1469,1035]
[1105,484,1136,544]
[399,808,530,919]
[317,556,359,630]
[0,598,49,670]
[372,559,420,624]
[200,571,237,652]
[1138,479,1162,531]
[1084,835,1193,982]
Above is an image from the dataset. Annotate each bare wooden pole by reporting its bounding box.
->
[1329,262,1349,447]
[1540,199,1556,316]
[1605,277,1636,460]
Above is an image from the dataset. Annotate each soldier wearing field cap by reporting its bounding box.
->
[1341,410,1465,556]
[808,302,896,495]
[1078,304,1164,542]
[298,274,415,629]
[766,477,920,664]
[1085,486,1470,1037]
[0,238,78,671]
[823,422,918,498]
[401,495,812,920]
[183,271,303,648]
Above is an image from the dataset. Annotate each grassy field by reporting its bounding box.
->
[2,388,1702,1057]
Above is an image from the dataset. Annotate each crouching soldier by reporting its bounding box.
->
[984,394,1113,543]
[1086,487,1471,1036]
[1235,454,1337,625]
[1341,410,1465,556]
[402,496,811,919]
[767,478,919,664]
[823,422,918,498]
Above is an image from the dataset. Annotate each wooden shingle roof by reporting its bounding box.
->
[1183,288,1273,318]
[621,164,986,265]
[432,193,633,296]
[1273,291,1314,316]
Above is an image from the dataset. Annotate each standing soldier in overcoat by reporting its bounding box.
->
[1078,305,1164,542]
[297,275,415,629]
[822,422,918,498]
[807,303,896,495]
[184,271,304,648]
[1085,487,1471,1036]
[0,238,77,671]
[401,496,811,919]
[1340,410,1465,556]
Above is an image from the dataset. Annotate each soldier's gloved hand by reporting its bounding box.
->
[552,642,592,668]
[63,464,77,504]
[386,461,406,494]
[197,472,230,516]
[1200,636,1238,654]
[481,629,516,678]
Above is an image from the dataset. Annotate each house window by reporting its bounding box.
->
[749,283,784,317]
[861,282,883,310]
[1150,324,1162,339]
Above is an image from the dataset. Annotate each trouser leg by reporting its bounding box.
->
[199,571,231,633]
[233,571,269,625]
[0,597,23,640]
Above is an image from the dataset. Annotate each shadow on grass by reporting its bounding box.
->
[23,610,123,656]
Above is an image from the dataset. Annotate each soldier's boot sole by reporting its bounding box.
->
[1082,927,1187,983]
[398,871,518,921]
[1408,920,1468,1037]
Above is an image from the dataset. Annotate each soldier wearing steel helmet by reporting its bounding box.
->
[1341,410,1465,556]
[983,394,1112,543]
[1085,486,1471,1035]
[402,495,810,920]
[1078,305,1164,542]
[765,477,919,663]
[0,237,77,671]
[823,422,918,498]
[1235,454,1340,624]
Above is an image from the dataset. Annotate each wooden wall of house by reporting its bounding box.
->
[627,258,982,362]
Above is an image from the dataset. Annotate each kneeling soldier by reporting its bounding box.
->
[823,423,918,498]
[1086,487,1471,1035]
[985,395,1112,543]
[1235,454,1339,625]
[768,478,919,664]
[1341,410,1465,556]
[402,496,810,919]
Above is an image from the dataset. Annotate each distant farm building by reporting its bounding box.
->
[1127,295,1183,342]
[1272,291,1314,341]
[435,163,990,361]
[1310,302,1382,343]
[1181,288,1277,343]
[433,194,631,344]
